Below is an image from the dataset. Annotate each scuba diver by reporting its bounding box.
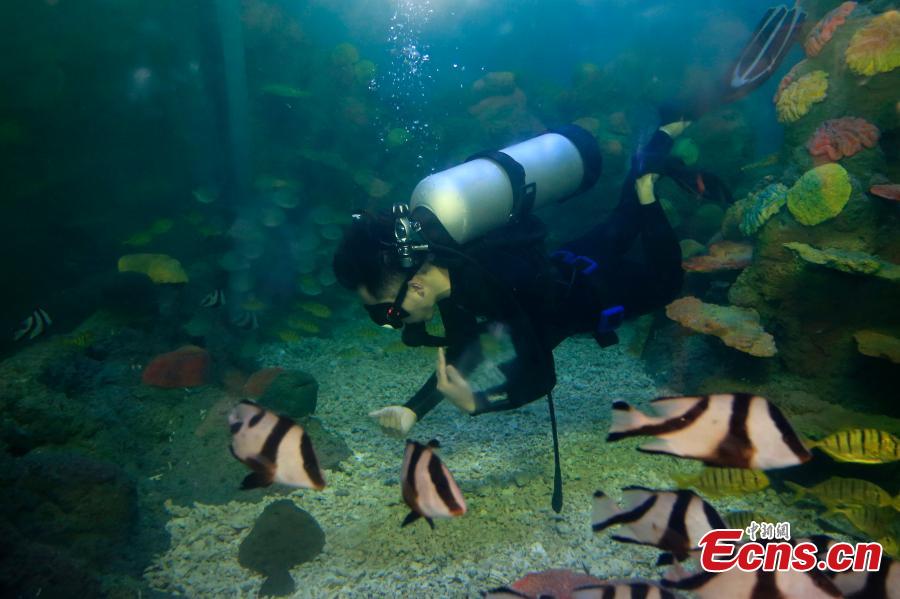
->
[332,4,806,438]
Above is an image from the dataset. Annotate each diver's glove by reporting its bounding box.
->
[368,406,417,436]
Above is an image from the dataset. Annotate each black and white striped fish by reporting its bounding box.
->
[801,535,899,599]
[662,561,842,598]
[228,400,325,490]
[232,310,258,331]
[592,487,726,563]
[572,581,680,599]
[401,439,467,529]
[13,308,52,341]
[200,289,226,308]
[607,393,812,470]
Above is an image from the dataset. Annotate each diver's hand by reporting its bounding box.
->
[635,173,660,206]
[436,347,476,413]
[368,406,417,436]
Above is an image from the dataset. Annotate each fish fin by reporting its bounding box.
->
[783,481,806,504]
[657,552,676,566]
[607,401,660,441]
[425,517,435,530]
[401,511,421,528]
[637,438,680,457]
[484,587,530,599]
[427,439,440,449]
[240,456,274,490]
[591,490,623,532]
[649,395,705,417]
[240,470,273,490]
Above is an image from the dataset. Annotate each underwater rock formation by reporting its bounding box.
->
[854,330,900,364]
[844,10,900,76]
[141,345,211,388]
[807,117,880,163]
[784,242,900,282]
[117,253,188,284]
[665,296,777,357]
[740,183,789,236]
[786,163,852,226]
[238,500,325,597]
[682,241,753,273]
[776,70,828,123]
[804,2,857,57]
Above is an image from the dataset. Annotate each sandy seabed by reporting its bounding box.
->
[144,319,819,598]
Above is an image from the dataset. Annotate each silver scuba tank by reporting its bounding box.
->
[409,124,602,246]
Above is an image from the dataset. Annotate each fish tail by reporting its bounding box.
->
[607,401,657,441]
[783,481,806,504]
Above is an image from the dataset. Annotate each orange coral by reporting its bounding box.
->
[142,346,211,388]
[807,117,880,163]
[805,2,857,57]
[683,241,753,273]
[845,10,900,76]
[773,60,806,104]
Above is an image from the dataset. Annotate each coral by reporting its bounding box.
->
[804,2,857,57]
[854,330,900,364]
[472,71,516,96]
[740,183,789,236]
[330,42,358,66]
[773,60,806,104]
[776,70,828,123]
[504,570,606,597]
[665,296,777,357]
[869,184,900,201]
[117,253,188,284]
[786,163,852,226]
[243,367,284,398]
[845,10,900,76]
[682,241,753,273]
[141,345,211,388]
[807,117,880,163]
[784,242,900,282]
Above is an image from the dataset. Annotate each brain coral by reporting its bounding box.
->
[773,60,806,104]
[740,183,789,235]
[845,10,900,76]
[786,163,852,225]
[807,117,880,163]
[776,71,828,123]
[805,2,857,57]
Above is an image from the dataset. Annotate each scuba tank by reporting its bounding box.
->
[406,124,602,248]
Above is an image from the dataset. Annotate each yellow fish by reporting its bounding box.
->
[287,317,320,334]
[785,477,894,509]
[123,231,155,247]
[61,331,94,349]
[673,467,769,496]
[298,302,332,319]
[808,428,900,464]
[828,505,900,540]
[148,218,174,235]
[722,510,773,531]
[277,330,301,342]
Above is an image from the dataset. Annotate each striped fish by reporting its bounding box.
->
[662,564,842,598]
[401,439,466,529]
[232,310,259,331]
[827,505,900,541]
[592,487,725,562]
[608,393,812,470]
[801,535,900,599]
[785,477,894,510]
[674,467,769,496]
[228,400,325,490]
[722,510,772,532]
[809,429,900,464]
[200,289,226,308]
[13,308,52,341]
[572,582,680,599]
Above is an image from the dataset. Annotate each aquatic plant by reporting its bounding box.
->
[117,253,188,284]
[807,117,880,163]
[775,70,828,123]
[804,2,857,57]
[844,10,900,76]
[785,163,852,226]
[740,183,789,236]
[783,242,900,282]
[682,241,753,273]
[665,296,777,357]
[854,330,900,364]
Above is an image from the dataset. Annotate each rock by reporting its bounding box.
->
[854,330,900,364]
[259,369,318,417]
[784,242,900,282]
[141,345,211,388]
[239,500,325,597]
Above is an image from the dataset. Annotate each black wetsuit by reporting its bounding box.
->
[402,129,683,419]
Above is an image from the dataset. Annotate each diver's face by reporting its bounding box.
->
[357,274,437,326]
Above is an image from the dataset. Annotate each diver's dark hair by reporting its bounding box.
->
[332,210,406,298]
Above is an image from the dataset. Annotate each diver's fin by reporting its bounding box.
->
[725,4,806,103]
[663,158,735,204]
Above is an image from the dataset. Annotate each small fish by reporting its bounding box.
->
[674,467,769,496]
[298,302,332,319]
[722,510,772,532]
[785,477,895,510]
[662,561,842,598]
[607,393,812,470]
[192,187,217,204]
[572,582,678,599]
[401,439,466,529]
[827,505,900,541]
[200,289,226,308]
[695,173,706,195]
[808,428,900,465]
[228,400,325,490]
[800,535,900,598]
[13,308,52,341]
[62,331,94,349]
[592,487,725,563]
[232,310,258,331]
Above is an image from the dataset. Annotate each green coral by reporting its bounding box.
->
[776,70,828,123]
[740,183,789,236]
[672,137,699,166]
[845,10,900,76]
[784,242,900,282]
[786,163,852,226]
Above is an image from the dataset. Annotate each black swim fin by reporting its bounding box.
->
[663,157,735,204]
[724,4,806,103]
